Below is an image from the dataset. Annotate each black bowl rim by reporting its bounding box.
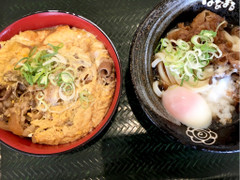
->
[130,0,239,153]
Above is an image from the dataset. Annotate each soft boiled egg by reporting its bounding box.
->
[162,85,212,129]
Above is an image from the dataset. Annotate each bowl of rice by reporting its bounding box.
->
[0,10,122,155]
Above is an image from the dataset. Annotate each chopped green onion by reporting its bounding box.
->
[79,89,94,109]
[154,43,161,54]
[200,30,216,38]
[39,73,49,86]
[32,68,45,83]
[154,28,222,85]
[14,43,65,88]
[29,46,37,57]
[61,72,74,83]
[14,57,29,70]
[36,92,49,112]
[59,82,75,101]
[176,39,190,51]
[48,43,64,52]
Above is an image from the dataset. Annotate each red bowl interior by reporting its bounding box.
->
[0,11,121,155]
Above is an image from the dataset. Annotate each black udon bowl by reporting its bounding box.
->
[130,0,239,152]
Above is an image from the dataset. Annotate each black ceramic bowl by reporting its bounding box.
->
[130,0,239,152]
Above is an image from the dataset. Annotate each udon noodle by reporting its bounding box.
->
[152,10,239,128]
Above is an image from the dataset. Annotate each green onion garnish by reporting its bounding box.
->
[14,43,65,88]
[154,29,222,85]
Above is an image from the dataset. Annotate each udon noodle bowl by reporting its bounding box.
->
[0,25,116,145]
[152,10,239,129]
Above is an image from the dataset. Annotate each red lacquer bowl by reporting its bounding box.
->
[0,11,122,155]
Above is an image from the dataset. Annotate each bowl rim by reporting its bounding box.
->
[0,10,122,156]
[130,0,239,153]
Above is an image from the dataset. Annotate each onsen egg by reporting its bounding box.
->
[162,85,212,129]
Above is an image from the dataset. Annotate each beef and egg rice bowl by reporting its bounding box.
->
[0,25,116,145]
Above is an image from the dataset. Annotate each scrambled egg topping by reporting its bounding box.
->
[0,25,116,145]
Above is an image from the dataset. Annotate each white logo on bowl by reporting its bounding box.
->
[202,0,236,11]
[186,127,218,145]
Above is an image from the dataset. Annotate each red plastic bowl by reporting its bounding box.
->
[0,11,122,155]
